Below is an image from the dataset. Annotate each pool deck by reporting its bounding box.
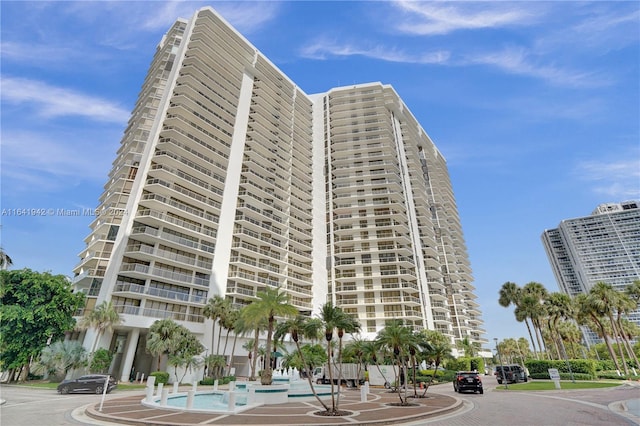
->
[85,385,461,426]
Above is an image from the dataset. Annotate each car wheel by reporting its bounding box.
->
[59,386,70,394]
[480,389,484,394]
[95,385,104,394]
[497,379,502,384]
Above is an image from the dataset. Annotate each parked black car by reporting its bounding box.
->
[57,374,117,394]
[495,364,527,384]
[453,371,483,394]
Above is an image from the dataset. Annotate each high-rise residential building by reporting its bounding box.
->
[72,7,484,382]
[541,200,640,346]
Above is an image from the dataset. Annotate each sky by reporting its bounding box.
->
[1,1,639,347]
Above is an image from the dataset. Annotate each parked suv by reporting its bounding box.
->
[453,371,483,394]
[57,374,117,394]
[495,365,527,384]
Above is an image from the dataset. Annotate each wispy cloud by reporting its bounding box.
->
[575,151,640,199]
[1,77,130,123]
[300,38,449,63]
[392,0,539,35]
[1,129,116,193]
[464,47,608,88]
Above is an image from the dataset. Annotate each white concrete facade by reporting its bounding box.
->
[71,7,485,381]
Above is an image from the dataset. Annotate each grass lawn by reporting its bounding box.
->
[496,380,623,391]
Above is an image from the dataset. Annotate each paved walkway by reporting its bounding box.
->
[81,381,640,426]
[85,387,460,426]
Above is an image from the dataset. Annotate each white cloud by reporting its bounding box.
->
[463,47,609,88]
[1,77,130,123]
[300,38,450,64]
[575,153,640,199]
[392,0,539,35]
[0,129,117,193]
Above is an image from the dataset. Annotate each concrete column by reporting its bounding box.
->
[119,328,140,383]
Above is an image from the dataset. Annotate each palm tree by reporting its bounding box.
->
[0,247,13,270]
[376,319,415,405]
[522,282,549,357]
[203,296,227,356]
[275,316,328,410]
[318,302,359,413]
[457,336,479,358]
[589,282,629,375]
[34,340,87,381]
[241,288,297,385]
[544,292,574,360]
[499,281,538,358]
[575,293,622,372]
[418,330,452,395]
[221,308,240,360]
[78,301,123,353]
[146,319,181,370]
[361,339,393,388]
[615,287,640,370]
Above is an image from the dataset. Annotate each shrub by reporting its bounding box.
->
[149,371,169,385]
[199,375,236,386]
[90,349,114,373]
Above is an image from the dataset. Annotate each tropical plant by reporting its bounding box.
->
[33,340,87,381]
[318,302,362,413]
[418,330,452,395]
[89,348,114,373]
[521,282,549,357]
[376,319,416,405]
[241,288,297,385]
[275,316,328,410]
[78,301,123,353]
[0,269,85,382]
[146,319,182,370]
[544,292,574,360]
[499,281,538,359]
[203,295,228,356]
[575,293,622,372]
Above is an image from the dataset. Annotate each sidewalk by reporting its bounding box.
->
[85,387,461,426]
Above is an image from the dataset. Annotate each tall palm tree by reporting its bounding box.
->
[376,319,415,405]
[203,295,226,356]
[544,292,574,360]
[499,281,539,358]
[78,301,123,353]
[522,282,549,357]
[275,315,328,410]
[589,282,629,375]
[146,319,181,370]
[575,293,622,372]
[418,330,452,395]
[241,288,297,385]
[318,302,359,412]
[221,309,239,358]
[361,339,391,388]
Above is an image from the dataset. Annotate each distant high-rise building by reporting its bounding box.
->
[71,7,484,382]
[542,201,640,346]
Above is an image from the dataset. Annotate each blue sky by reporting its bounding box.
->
[1,1,639,346]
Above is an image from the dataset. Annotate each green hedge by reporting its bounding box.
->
[149,371,169,385]
[199,375,236,386]
[525,359,597,379]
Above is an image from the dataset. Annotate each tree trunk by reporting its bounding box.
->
[295,339,329,411]
[524,319,539,359]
